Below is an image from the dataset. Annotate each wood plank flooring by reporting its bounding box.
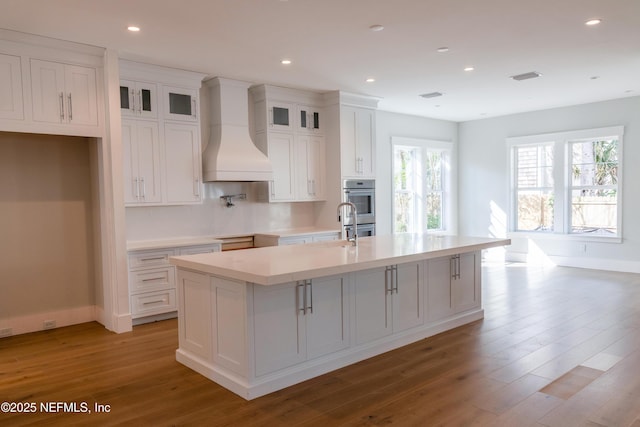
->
[2,263,640,426]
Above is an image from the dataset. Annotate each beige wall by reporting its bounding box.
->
[0,132,95,319]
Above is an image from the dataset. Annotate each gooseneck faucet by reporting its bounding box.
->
[337,202,358,246]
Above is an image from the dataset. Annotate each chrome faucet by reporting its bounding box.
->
[337,202,358,246]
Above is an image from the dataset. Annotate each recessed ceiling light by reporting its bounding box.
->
[585,19,602,26]
[127,26,140,32]
[281,59,292,65]
[366,78,376,83]
[510,71,542,81]
[419,92,443,99]
[590,76,600,80]
[369,25,384,32]
[436,47,449,53]
[464,66,475,72]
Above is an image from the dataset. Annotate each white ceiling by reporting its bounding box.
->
[1,0,638,121]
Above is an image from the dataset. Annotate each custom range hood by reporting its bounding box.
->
[202,77,273,181]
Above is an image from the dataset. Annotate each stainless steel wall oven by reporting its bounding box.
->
[343,179,375,238]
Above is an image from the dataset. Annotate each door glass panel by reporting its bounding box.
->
[273,106,289,126]
[120,86,130,109]
[313,112,320,129]
[141,89,152,112]
[169,93,192,116]
[300,110,307,128]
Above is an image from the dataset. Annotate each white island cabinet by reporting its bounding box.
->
[170,234,510,400]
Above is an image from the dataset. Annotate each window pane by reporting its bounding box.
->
[395,191,413,233]
[516,145,553,188]
[516,190,553,231]
[426,192,442,230]
[571,139,618,186]
[571,189,617,235]
[425,151,442,191]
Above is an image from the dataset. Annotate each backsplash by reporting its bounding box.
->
[125,181,317,241]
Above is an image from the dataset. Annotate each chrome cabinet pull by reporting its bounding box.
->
[306,280,313,314]
[142,299,166,305]
[142,276,165,282]
[192,99,197,118]
[59,92,65,121]
[130,89,136,113]
[140,256,165,262]
[67,93,73,120]
[194,178,200,197]
[393,265,399,294]
[134,177,140,200]
[297,282,306,314]
[141,177,146,199]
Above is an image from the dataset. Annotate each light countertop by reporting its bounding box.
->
[127,236,224,251]
[253,227,340,238]
[169,234,511,285]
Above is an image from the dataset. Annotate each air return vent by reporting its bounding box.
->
[419,92,443,99]
[510,71,542,81]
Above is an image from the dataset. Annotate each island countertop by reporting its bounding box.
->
[169,234,510,285]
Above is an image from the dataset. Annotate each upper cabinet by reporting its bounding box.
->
[340,105,376,178]
[163,86,199,122]
[250,84,326,203]
[30,59,99,128]
[0,53,24,120]
[119,60,205,207]
[0,33,105,137]
[120,79,158,119]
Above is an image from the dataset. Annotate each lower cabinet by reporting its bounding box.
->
[253,274,349,376]
[427,251,480,322]
[353,262,424,345]
[128,242,221,322]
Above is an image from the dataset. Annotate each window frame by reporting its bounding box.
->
[391,136,453,235]
[507,126,624,243]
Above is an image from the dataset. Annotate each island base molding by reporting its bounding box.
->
[176,307,483,400]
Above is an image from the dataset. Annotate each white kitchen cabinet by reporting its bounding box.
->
[267,100,295,132]
[354,261,423,345]
[297,104,323,134]
[128,242,220,323]
[122,119,162,205]
[253,274,349,376]
[296,134,325,201]
[163,85,199,122]
[341,105,375,178]
[120,60,205,207]
[0,53,24,120]
[427,251,480,322]
[267,131,296,202]
[164,123,202,204]
[253,230,341,247]
[120,79,158,119]
[30,59,99,128]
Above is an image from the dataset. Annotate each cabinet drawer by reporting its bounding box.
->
[129,266,175,293]
[128,249,175,268]
[131,289,177,318]
[178,244,221,255]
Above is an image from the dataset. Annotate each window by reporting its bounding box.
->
[392,137,452,234]
[509,126,623,240]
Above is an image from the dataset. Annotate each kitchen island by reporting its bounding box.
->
[169,234,510,399]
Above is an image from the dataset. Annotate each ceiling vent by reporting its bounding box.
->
[510,71,542,81]
[419,92,443,99]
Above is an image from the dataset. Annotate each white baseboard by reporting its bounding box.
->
[505,252,640,274]
[0,305,96,337]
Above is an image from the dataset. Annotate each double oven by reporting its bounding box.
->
[343,179,375,239]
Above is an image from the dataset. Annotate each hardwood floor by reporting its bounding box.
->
[2,263,640,426]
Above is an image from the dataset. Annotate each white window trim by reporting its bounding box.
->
[391,136,454,235]
[507,126,624,243]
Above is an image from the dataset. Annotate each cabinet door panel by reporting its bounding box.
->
[0,53,24,120]
[65,64,98,126]
[163,85,198,121]
[306,275,349,359]
[164,123,201,204]
[394,262,424,332]
[353,267,392,345]
[452,252,479,313]
[30,59,65,124]
[268,132,295,201]
[427,256,454,321]
[253,283,305,376]
[135,121,162,203]
[356,108,375,177]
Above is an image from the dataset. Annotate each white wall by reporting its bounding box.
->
[375,110,458,235]
[125,182,316,240]
[458,96,640,272]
